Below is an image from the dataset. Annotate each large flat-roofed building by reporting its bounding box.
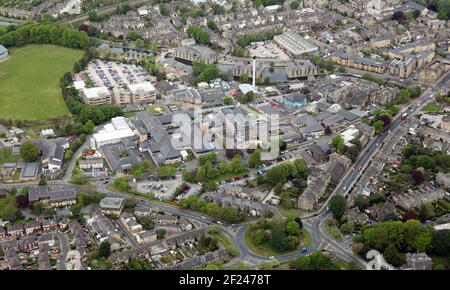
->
[174,45,218,64]
[113,82,157,106]
[91,116,136,148]
[81,86,112,105]
[99,197,125,216]
[274,32,319,56]
[0,45,8,60]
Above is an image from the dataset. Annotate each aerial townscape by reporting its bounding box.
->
[0,0,449,272]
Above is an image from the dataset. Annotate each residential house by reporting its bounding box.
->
[32,138,69,173]
[24,221,42,235]
[152,215,178,226]
[405,252,433,270]
[297,170,331,210]
[28,186,77,208]
[7,224,24,238]
[136,230,157,245]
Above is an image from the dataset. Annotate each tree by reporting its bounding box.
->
[295,217,303,229]
[354,194,369,211]
[83,120,95,134]
[248,149,262,168]
[20,141,40,162]
[411,169,424,184]
[378,113,392,127]
[254,229,265,244]
[186,26,210,45]
[71,173,87,185]
[98,241,111,258]
[286,220,300,236]
[294,252,336,270]
[15,194,29,208]
[329,195,347,220]
[156,228,167,239]
[207,20,219,32]
[240,72,249,84]
[64,150,74,160]
[271,227,288,252]
[32,201,45,215]
[431,229,450,256]
[403,219,432,252]
[224,96,233,106]
[418,202,435,221]
[392,11,405,22]
[397,89,411,104]
[159,3,170,16]
[373,120,385,134]
[383,243,405,267]
[38,179,47,186]
[331,135,345,154]
[290,0,300,9]
[340,221,355,235]
[135,38,145,49]
[114,177,129,192]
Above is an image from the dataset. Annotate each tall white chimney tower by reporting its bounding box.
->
[252,56,256,88]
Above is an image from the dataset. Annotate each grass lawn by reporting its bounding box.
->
[421,102,443,113]
[430,255,450,268]
[12,169,21,181]
[279,208,301,218]
[325,224,343,241]
[0,147,17,164]
[244,227,312,257]
[0,44,84,120]
[148,104,165,114]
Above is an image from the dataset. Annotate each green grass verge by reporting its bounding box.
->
[210,232,239,256]
[325,224,343,241]
[0,147,17,164]
[421,102,443,113]
[0,44,84,120]
[430,255,450,268]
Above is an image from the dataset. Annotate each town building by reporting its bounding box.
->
[28,186,77,208]
[274,32,319,56]
[136,230,157,245]
[91,117,136,148]
[331,50,386,73]
[297,170,331,210]
[112,82,157,106]
[0,45,8,60]
[174,45,218,64]
[99,197,125,216]
[283,92,308,109]
[285,60,318,78]
[80,87,112,105]
[405,252,433,270]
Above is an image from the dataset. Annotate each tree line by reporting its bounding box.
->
[0,22,93,50]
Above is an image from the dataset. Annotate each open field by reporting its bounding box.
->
[0,44,84,120]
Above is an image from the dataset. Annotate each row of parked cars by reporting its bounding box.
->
[145,183,168,193]
[218,174,249,185]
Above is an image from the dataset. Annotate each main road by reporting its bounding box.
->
[298,69,450,268]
